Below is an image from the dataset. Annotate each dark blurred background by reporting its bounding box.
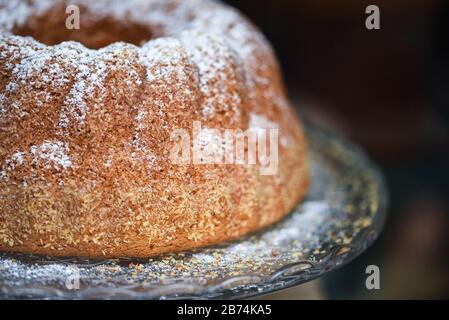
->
[224,0,449,299]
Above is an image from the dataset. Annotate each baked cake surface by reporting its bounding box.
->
[0,0,309,257]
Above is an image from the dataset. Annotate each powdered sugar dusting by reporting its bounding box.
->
[139,37,194,110]
[180,31,242,121]
[0,141,72,182]
[30,141,72,169]
[1,0,276,118]
[140,38,187,82]
[0,0,54,35]
[1,0,283,181]
[2,151,25,172]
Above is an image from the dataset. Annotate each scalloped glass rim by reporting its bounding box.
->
[0,119,388,300]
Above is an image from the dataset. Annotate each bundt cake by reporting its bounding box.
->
[0,0,309,258]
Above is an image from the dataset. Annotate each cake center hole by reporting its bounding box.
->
[13,9,153,49]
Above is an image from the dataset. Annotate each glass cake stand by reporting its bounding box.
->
[0,120,388,300]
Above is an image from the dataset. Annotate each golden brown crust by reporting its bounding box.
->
[0,0,309,258]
